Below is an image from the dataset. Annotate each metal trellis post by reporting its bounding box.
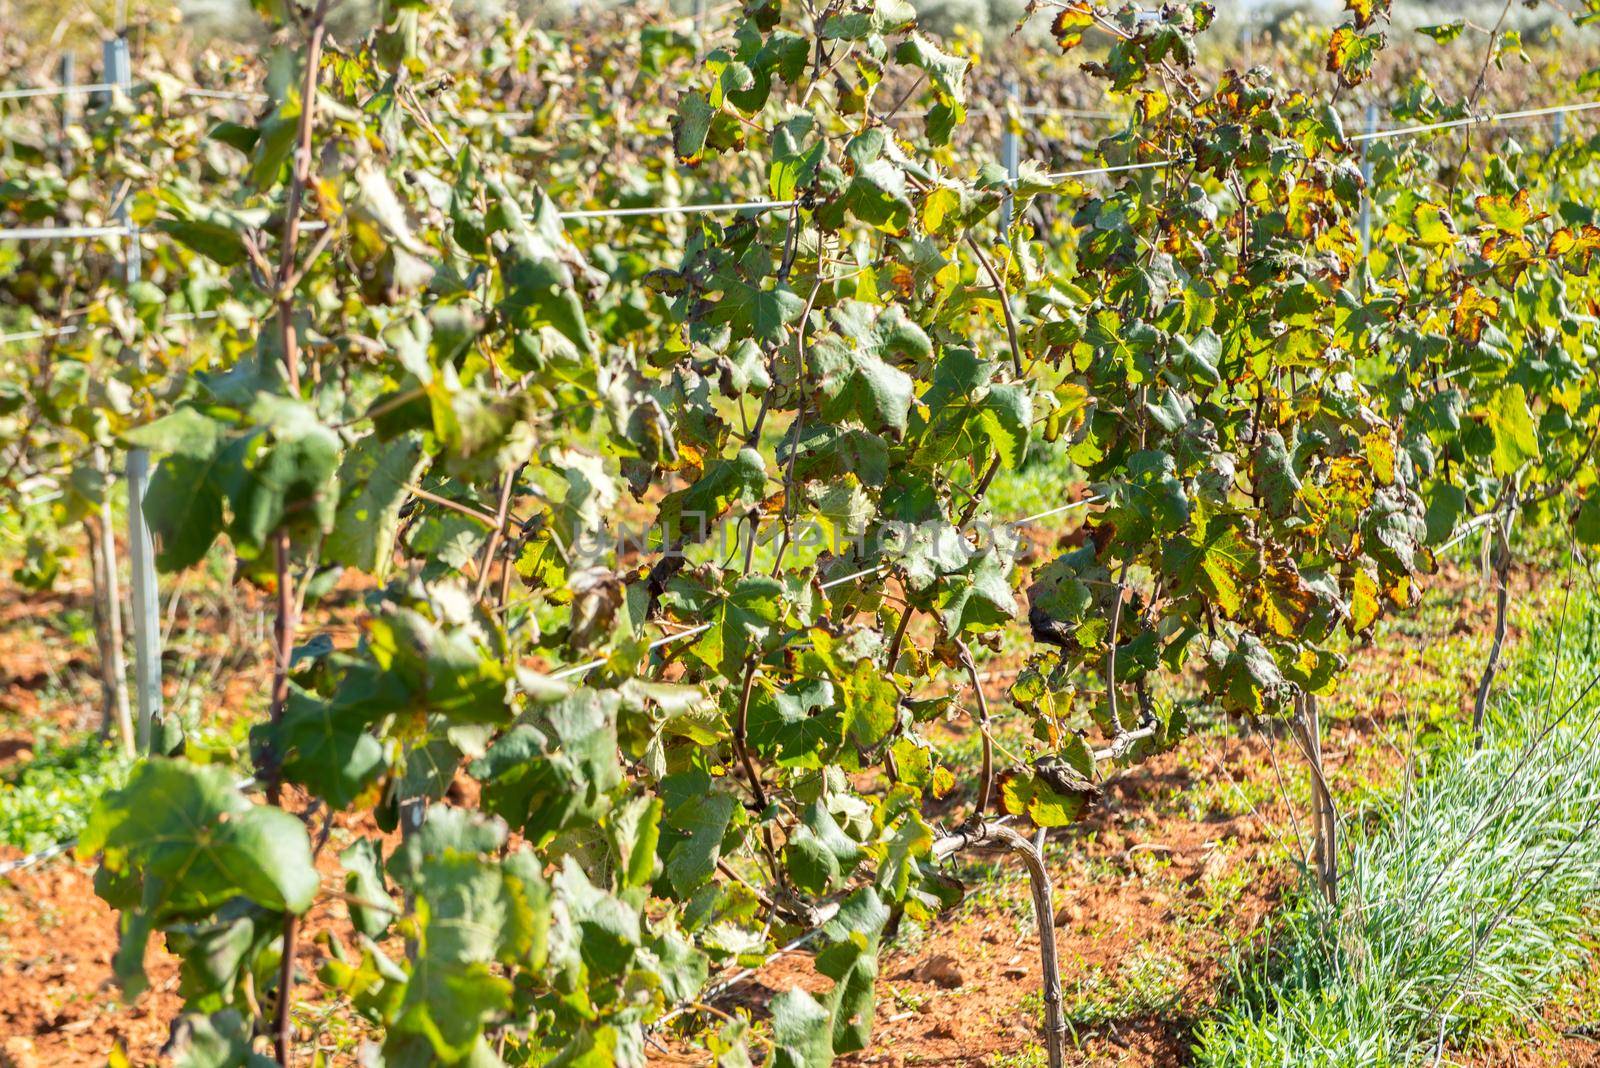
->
[58,53,78,132]
[1001,78,1019,241]
[1359,102,1377,294]
[105,35,163,750]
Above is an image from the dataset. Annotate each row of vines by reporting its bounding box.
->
[3,0,1600,1063]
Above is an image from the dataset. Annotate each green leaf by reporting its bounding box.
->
[1575,495,1600,546]
[811,307,916,436]
[817,887,889,1054]
[1486,385,1540,476]
[471,689,622,845]
[1424,484,1467,545]
[935,546,1018,637]
[769,989,834,1068]
[222,397,342,554]
[1251,430,1302,519]
[258,684,387,809]
[1203,635,1290,716]
[1101,451,1192,544]
[387,808,550,1059]
[974,383,1031,470]
[674,91,715,164]
[1027,545,1102,648]
[495,198,598,357]
[674,574,785,678]
[770,135,824,200]
[785,801,863,893]
[746,678,841,768]
[659,448,768,544]
[82,759,318,916]
[844,157,914,235]
[999,764,1094,827]
[366,605,513,725]
[166,1010,277,1068]
[553,857,639,977]
[1417,21,1465,43]
[340,838,397,940]
[124,408,229,571]
[661,786,738,897]
[712,277,806,346]
[325,432,427,579]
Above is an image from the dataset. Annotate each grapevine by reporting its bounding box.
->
[1,0,1599,1064]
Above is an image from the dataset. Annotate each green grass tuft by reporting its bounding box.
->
[1191,588,1600,1066]
[0,737,131,854]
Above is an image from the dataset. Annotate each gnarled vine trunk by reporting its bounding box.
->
[934,823,1067,1068]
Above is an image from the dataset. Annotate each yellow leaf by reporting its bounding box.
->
[1412,202,1457,249]
[1451,285,1498,343]
[1351,568,1381,632]
[1052,4,1096,51]
[1363,430,1396,486]
[920,186,961,236]
[1138,88,1169,123]
[1475,188,1545,234]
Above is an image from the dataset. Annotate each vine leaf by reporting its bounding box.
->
[999,761,1096,827]
[659,448,769,545]
[253,682,387,809]
[341,838,397,940]
[672,573,786,678]
[123,407,229,571]
[811,302,921,436]
[325,431,428,579]
[786,801,864,894]
[1203,634,1290,716]
[712,276,806,345]
[1573,495,1600,545]
[1486,384,1541,476]
[165,1010,278,1068]
[817,887,890,1054]
[1326,26,1384,86]
[387,807,551,1061]
[659,771,739,895]
[79,760,318,996]
[471,689,622,845]
[769,988,834,1068]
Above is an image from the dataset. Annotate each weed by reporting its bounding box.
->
[1193,590,1600,1066]
[988,1044,1048,1068]
[0,736,130,853]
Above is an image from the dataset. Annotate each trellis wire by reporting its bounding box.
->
[1352,99,1600,144]
[0,223,130,240]
[0,78,265,104]
[1017,104,1120,120]
[2,98,1595,232]
[0,309,220,346]
[557,198,800,220]
[0,81,121,101]
[1021,98,1600,183]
